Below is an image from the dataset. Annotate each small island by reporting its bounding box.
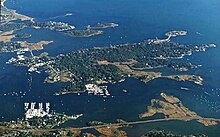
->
[15,33,32,39]
[65,29,103,37]
[148,30,187,44]
[165,30,187,37]
[86,22,119,29]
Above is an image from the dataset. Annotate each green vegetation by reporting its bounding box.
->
[87,121,106,126]
[0,22,25,32]
[15,33,31,38]
[29,21,75,31]
[0,127,81,137]
[1,113,72,130]
[0,41,22,52]
[0,21,74,33]
[86,22,119,29]
[11,40,215,94]
[26,114,70,129]
[52,42,214,92]
[65,29,103,37]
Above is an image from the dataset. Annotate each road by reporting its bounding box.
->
[76,117,220,130]
[1,117,219,134]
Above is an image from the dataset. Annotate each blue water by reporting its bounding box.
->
[1,0,220,136]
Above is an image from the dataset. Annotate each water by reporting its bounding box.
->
[1,0,220,136]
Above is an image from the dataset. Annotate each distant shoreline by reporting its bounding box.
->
[1,0,34,22]
[1,0,6,7]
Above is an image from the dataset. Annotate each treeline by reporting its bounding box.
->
[52,41,209,92]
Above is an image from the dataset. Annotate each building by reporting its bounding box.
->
[24,102,51,119]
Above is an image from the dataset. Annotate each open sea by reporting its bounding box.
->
[1,0,220,136]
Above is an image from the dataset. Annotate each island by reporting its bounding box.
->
[8,32,216,95]
[148,30,187,44]
[0,21,75,46]
[1,8,118,44]
[165,30,187,37]
[1,0,218,136]
[0,20,107,41]
[65,29,104,37]
[15,33,32,39]
[139,92,219,126]
[86,22,119,29]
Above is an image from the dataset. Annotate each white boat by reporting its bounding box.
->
[65,13,73,16]
[71,113,83,119]
[119,79,125,83]
[180,87,190,91]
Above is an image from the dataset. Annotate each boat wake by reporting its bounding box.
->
[46,13,73,20]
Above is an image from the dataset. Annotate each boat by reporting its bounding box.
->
[180,87,190,91]
[65,13,72,16]
[71,113,83,119]
[119,79,125,83]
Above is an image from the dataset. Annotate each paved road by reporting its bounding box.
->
[2,117,219,133]
[76,117,220,130]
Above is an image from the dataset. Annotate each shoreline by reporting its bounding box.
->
[1,0,6,7]
[1,0,34,22]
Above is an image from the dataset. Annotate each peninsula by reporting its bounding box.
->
[0,40,53,53]
[140,93,219,126]
[0,0,33,22]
